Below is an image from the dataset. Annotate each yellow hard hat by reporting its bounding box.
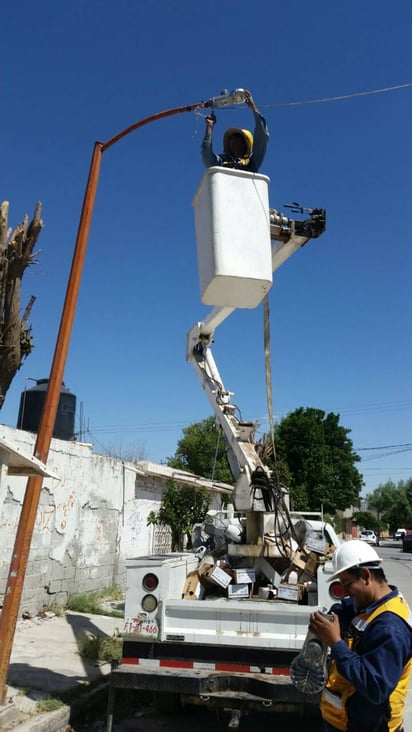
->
[223,128,254,155]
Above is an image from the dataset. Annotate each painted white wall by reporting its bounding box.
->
[0,425,231,614]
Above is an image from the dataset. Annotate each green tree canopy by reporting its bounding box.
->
[352,510,380,531]
[272,407,363,512]
[367,479,412,534]
[167,416,234,484]
[366,481,397,536]
[404,477,412,508]
[147,479,211,550]
[167,409,364,512]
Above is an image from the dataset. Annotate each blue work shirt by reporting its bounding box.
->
[331,587,412,731]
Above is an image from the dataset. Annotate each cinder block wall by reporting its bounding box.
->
[0,426,228,614]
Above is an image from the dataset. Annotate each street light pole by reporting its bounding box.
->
[0,96,213,703]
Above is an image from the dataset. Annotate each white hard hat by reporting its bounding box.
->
[327,539,382,583]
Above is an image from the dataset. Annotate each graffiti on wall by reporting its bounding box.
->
[35,490,75,533]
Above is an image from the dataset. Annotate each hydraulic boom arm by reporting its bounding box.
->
[187,206,326,518]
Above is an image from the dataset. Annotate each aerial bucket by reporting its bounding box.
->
[193,167,272,308]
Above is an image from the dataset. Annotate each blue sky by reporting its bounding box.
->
[2,0,411,497]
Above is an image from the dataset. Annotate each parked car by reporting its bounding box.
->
[395,528,406,540]
[359,529,377,546]
[402,531,412,553]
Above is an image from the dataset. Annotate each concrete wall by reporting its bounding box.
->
[0,426,230,614]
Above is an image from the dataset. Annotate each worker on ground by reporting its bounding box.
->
[308,540,412,732]
[201,89,269,173]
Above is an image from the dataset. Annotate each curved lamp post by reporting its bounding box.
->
[0,93,225,702]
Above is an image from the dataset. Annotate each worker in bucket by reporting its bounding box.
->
[308,540,412,732]
[201,89,269,173]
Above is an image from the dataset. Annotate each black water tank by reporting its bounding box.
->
[17,379,76,440]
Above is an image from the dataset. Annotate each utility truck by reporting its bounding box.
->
[108,167,341,729]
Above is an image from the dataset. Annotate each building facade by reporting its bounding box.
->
[0,425,231,614]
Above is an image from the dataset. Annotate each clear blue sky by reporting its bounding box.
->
[2,0,411,497]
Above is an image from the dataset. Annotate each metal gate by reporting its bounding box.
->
[152,524,172,554]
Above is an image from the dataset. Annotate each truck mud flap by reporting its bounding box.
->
[110,664,319,705]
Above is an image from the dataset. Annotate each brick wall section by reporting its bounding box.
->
[0,426,231,614]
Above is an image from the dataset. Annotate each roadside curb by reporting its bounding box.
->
[0,680,110,732]
[7,704,70,732]
[0,700,20,729]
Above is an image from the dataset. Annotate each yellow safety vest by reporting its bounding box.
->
[321,595,412,731]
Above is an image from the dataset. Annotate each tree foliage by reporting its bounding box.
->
[147,479,211,550]
[0,202,43,408]
[167,416,234,484]
[167,408,364,512]
[352,511,380,531]
[272,407,363,512]
[367,478,412,533]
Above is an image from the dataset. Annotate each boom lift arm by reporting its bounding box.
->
[186,206,326,538]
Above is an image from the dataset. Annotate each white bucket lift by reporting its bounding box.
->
[193,167,272,309]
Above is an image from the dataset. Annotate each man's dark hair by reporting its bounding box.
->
[346,564,387,583]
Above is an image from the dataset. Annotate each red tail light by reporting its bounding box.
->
[329,581,345,600]
[143,573,159,591]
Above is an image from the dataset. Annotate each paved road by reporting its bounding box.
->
[72,540,412,732]
[379,538,412,597]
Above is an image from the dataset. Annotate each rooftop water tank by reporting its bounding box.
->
[193,166,272,308]
[17,379,76,441]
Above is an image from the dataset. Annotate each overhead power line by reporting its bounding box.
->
[357,443,412,451]
[88,420,192,434]
[264,82,412,109]
[360,447,412,463]
[362,467,412,472]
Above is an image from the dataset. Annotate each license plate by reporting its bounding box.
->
[123,617,159,638]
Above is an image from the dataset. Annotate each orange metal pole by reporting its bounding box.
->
[0,98,210,704]
[0,141,103,704]
[101,101,209,152]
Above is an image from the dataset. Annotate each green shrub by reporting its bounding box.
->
[36,697,64,713]
[66,587,123,617]
[79,634,122,664]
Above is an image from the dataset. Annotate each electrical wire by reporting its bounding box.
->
[357,443,412,451]
[250,467,303,556]
[84,429,122,458]
[211,428,221,481]
[263,294,276,461]
[263,82,412,109]
[362,467,412,473]
[361,447,412,462]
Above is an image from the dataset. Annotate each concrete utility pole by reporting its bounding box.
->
[0,96,214,704]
